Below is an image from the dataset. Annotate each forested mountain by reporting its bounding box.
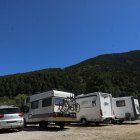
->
[0,50,140,100]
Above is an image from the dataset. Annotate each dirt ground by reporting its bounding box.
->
[0,120,140,140]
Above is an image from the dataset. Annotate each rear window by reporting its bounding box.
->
[55,97,64,106]
[0,108,21,114]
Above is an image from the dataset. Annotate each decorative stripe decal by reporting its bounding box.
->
[30,112,76,119]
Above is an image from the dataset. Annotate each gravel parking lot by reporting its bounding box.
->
[0,120,140,140]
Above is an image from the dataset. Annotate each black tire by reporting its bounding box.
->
[66,122,71,125]
[111,119,117,124]
[17,127,23,131]
[24,119,27,128]
[118,120,124,124]
[59,123,65,129]
[95,122,100,126]
[39,121,48,129]
[81,119,87,126]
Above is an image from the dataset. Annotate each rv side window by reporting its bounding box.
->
[116,100,125,107]
[55,97,64,106]
[31,101,39,109]
[42,97,52,107]
[92,96,97,107]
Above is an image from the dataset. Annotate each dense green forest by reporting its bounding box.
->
[0,50,140,106]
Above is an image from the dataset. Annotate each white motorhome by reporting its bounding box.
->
[76,92,114,125]
[24,90,76,129]
[112,96,140,123]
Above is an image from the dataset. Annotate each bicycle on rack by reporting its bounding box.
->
[59,96,80,113]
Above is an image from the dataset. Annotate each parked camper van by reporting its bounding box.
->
[112,96,140,123]
[76,92,114,125]
[24,90,76,129]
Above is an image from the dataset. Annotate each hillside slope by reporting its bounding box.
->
[67,50,140,97]
[0,50,140,98]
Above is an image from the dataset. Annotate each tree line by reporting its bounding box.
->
[0,50,140,107]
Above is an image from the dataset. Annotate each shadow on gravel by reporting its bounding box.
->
[66,121,140,127]
[115,122,140,125]
[66,123,111,127]
[23,125,69,132]
[0,129,19,134]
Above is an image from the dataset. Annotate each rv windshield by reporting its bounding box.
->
[55,97,64,106]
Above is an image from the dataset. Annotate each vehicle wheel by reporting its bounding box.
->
[95,122,100,126]
[18,127,23,131]
[39,121,48,129]
[66,122,71,125]
[24,119,27,127]
[119,120,124,124]
[59,123,65,129]
[81,119,87,126]
[111,119,117,124]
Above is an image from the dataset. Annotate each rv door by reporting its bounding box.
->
[133,98,140,115]
[100,93,112,117]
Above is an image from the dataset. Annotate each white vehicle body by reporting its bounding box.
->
[76,92,114,125]
[24,90,76,128]
[113,96,140,122]
[0,106,24,131]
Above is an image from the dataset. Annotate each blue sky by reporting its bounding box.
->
[0,0,140,76]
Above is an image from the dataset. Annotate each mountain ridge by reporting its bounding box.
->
[0,50,140,99]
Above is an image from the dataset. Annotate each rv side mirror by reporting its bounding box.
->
[23,105,29,113]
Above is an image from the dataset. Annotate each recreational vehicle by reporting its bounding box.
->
[112,96,140,123]
[76,92,114,125]
[24,90,76,129]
